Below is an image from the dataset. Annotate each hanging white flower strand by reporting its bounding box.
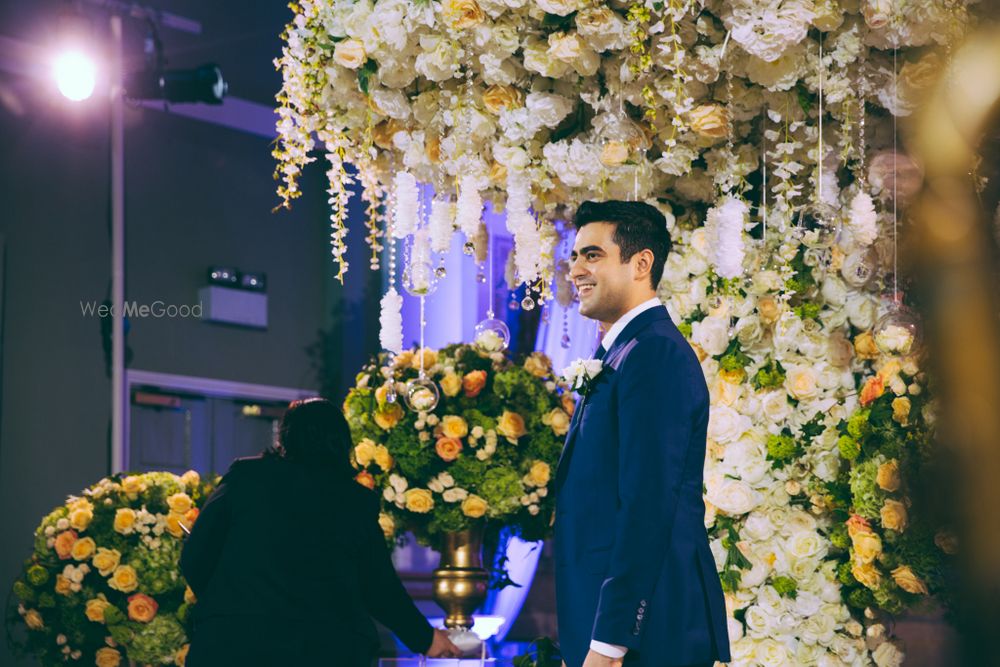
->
[379,288,403,355]
[505,170,542,286]
[848,191,879,246]
[321,133,352,283]
[428,197,454,254]
[705,197,748,280]
[393,171,419,240]
[455,174,483,243]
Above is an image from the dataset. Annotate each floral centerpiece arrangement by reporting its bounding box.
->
[343,344,570,545]
[7,471,216,667]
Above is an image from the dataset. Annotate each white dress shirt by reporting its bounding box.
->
[590,296,661,659]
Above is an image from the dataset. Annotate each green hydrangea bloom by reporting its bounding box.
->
[766,434,797,463]
[836,561,854,585]
[849,456,886,520]
[829,524,850,550]
[846,410,871,440]
[26,564,49,587]
[134,540,184,596]
[129,615,187,665]
[847,587,875,609]
[479,468,525,515]
[772,576,798,598]
[838,435,861,460]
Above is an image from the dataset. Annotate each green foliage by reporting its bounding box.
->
[753,359,786,390]
[849,457,886,520]
[766,432,800,468]
[718,338,752,372]
[772,576,798,598]
[838,435,861,460]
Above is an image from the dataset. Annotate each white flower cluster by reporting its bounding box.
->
[705,197,748,280]
[61,563,90,593]
[379,287,404,355]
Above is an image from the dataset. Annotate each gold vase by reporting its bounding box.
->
[432,526,489,629]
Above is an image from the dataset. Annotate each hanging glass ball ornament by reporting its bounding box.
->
[596,108,651,170]
[405,376,440,412]
[463,241,476,255]
[794,205,840,250]
[473,318,510,353]
[841,247,879,288]
[874,296,921,356]
[383,381,398,404]
[521,295,536,311]
[402,261,439,297]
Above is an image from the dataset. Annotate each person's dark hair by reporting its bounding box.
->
[573,200,672,288]
[267,398,354,476]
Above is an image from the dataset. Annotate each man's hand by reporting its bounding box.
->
[582,649,624,667]
[426,628,462,658]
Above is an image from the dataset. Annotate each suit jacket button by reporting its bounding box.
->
[639,600,647,607]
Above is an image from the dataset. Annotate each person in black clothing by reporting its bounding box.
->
[180,398,460,666]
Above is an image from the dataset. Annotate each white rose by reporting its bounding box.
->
[691,315,730,356]
[535,0,581,16]
[784,365,821,400]
[735,315,764,348]
[846,293,877,329]
[575,7,627,52]
[872,641,904,667]
[727,617,745,643]
[821,275,848,306]
[708,405,752,444]
[761,391,792,423]
[522,39,571,78]
[442,488,469,503]
[333,38,367,69]
[525,93,574,129]
[793,590,823,617]
[744,605,777,638]
[743,511,776,541]
[756,638,791,666]
[706,479,762,516]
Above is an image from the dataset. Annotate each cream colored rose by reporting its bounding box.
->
[862,0,891,28]
[851,559,882,589]
[127,593,159,623]
[180,470,201,488]
[70,536,96,561]
[461,494,489,518]
[497,410,527,441]
[482,85,523,114]
[785,366,820,401]
[442,0,485,30]
[55,574,73,596]
[851,529,882,564]
[548,31,583,63]
[23,609,44,630]
[891,397,911,425]
[523,352,552,378]
[373,445,393,472]
[411,348,438,370]
[706,479,761,516]
[853,331,880,360]
[333,39,366,70]
[378,513,396,539]
[689,104,729,139]
[757,297,780,325]
[440,372,462,397]
[121,475,146,496]
[113,508,137,534]
[85,596,111,623]
[536,0,581,17]
[441,415,469,439]
[95,647,122,667]
[404,489,434,514]
[891,565,928,595]
[599,141,629,168]
[526,461,551,487]
[543,408,570,436]
[876,459,901,492]
[69,507,94,531]
[354,439,377,467]
[167,492,193,514]
[374,403,404,430]
[108,564,139,593]
[880,499,908,532]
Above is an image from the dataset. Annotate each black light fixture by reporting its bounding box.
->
[125,63,227,105]
[207,266,238,286]
[239,272,266,292]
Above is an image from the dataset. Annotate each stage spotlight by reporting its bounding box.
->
[125,64,227,105]
[239,272,266,292]
[207,266,238,286]
[53,49,97,101]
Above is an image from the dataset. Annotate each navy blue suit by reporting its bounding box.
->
[554,305,730,667]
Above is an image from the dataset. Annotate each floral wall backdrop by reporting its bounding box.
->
[276,0,974,663]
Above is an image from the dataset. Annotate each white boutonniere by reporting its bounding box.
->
[561,358,605,396]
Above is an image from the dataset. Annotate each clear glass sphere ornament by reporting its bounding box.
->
[383,381,398,404]
[794,205,840,250]
[463,241,476,255]
[434,265,447,279]
[402,261,439,297]
[874,297,921,356]
[596,108,650,170]
[742,239,768,274]
[473,318,510,353]
[405,376,440,412]
[521,295,536,311]
[840,247,879,288]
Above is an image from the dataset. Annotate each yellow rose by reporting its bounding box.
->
[689,104,730,139]
[23,609,44,630]
[373,445,394,472]
[113,508,137,534]
[891,565,929,595]
[108,565,139,593]
[497,410,527,442]
[354,439,377,467]
[374,403,404,430]
[561,393,576,417]
[599,141,629,168]
[67,497,93,512]
[184,585,197,605]
[333,38,366,70]
[526,461,551,487]
[165,512,188,538]
[121,475,147,496]
[461,495,489,518]
[891,397,911,426]
[543,408,570,437]
[757,297,780,325]
[440,373,463,397]
[180,470,201,488]
[95,647,122,667]
[54,530,79,560]
[404,489,434,514]
[127,593,159,622]
[462,370,487,398]
[854,332,880,360]
[851,529,883,564]
[355,471,376,490]
[876,459,901,492]
[719,368,746,385]
[851,560,882,590]
[435,437,463,462]
[880,499,908,532]
[443,0,485,29]
[378,513,396,539]
[440,415,469,440]
[167,493,193,514]
[411,348,438,370]
[175,644,190,667]
[85,596,111,623]
[69,507,94,531]
[70,536,96,561]
[489,161,508,184]
[877,358,902,382]
[482,84,523,114]
[523,352,552,378]
[55,574,73,596]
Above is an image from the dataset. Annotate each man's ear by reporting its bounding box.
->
[633,248,654,282]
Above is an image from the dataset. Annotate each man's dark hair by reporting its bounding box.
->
[267,398,354,476]
[573,200,672,288]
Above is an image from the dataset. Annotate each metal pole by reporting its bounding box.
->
[110,13,125,473]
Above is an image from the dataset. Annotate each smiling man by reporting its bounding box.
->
[554,200,730,667]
